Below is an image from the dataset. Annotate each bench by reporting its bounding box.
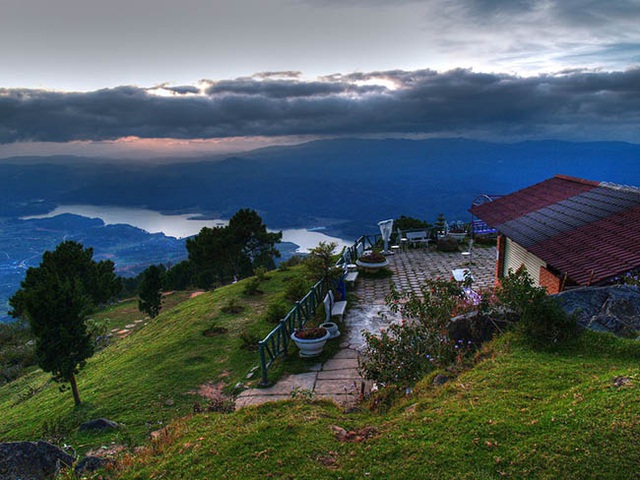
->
[324,290,347,322]
[344,268,359,286]
[405,230,431,248]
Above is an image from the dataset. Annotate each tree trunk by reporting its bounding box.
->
[69,373,81,406]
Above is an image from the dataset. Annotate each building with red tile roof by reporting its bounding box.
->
[470,175,640,293]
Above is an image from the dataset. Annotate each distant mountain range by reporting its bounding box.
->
[3,138,639,238]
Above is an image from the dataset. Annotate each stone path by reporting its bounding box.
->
[235,340,369,408]
[235,246,497,410]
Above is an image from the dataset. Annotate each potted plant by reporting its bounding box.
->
[356,250,389,272]
[291,326,330,358]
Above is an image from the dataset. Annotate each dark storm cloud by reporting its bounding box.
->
[2,68,640,143]
[205,78,384,98]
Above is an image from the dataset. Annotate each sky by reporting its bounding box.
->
[1,0,640,159]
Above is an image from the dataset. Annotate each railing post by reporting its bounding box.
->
[280,320,289,356]
[258,340,270,387]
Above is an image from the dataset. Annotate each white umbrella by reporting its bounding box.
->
[378,219,394,254]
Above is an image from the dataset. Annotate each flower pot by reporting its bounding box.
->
[356,258,389,273]
[319,321,340,339]
[291,329,331,358]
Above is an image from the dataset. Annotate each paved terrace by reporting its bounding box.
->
[236,245,497,409]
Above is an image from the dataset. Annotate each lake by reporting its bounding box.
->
[26,205,351,253]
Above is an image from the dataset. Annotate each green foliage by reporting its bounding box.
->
[186,209,282,289]
[359,278,473,387]
[8,241,121,405]
[164,260,195,291]
[277,255,304,271]
[238,329,260,351]
[221,298,245,314]
[263,296,291,324]
[496,267,578,346]
[0,319,36,384]
[243,277,263,296]
[304,241,342,283]
[434,212,447,231]
[394,215,431,233]
[437,236,459,252]
[284,276,311,302]
[138,265,165,318]
[107,328,640,479]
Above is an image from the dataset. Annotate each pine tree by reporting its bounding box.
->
[138,265,165,318]
[9,241,121,405]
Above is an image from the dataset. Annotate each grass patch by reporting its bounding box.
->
[109,330,640,479]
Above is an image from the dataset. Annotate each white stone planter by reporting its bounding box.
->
[291,329,331,358]
[320,321,341,339]
[356,258,389,272]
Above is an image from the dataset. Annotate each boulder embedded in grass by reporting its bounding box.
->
[79,418,119,431]
[0,440,75,479]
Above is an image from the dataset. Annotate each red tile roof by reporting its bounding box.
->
[470,175,640,286]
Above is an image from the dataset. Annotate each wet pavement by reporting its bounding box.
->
[235,245,497,409]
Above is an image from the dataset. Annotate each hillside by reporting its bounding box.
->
[2,263,640,478]
[0,266,319,446]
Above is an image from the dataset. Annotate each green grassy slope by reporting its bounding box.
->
[0,268,313,448]
[112,332,640,479]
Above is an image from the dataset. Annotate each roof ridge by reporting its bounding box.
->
[553,174,599,186]
[599,181,640,194]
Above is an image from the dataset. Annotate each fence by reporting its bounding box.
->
[258,278,328,386]
[257,232,382,386]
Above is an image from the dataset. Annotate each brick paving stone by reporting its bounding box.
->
[331,349,359,360]
[317,369,363,380]
[313,379,362,395]
[321,358,359,371]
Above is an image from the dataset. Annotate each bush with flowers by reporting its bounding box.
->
[359,277,476,387]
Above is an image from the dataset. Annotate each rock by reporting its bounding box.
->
[74,456,113,477]
[555,285,640,336]
[79,418,119,431]
[432,374,450,386]
[0,440,75,479]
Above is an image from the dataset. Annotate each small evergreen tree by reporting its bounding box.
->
[138,265,165,318]
[9,241,121,405]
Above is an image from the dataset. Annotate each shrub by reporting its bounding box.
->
[278,255,304,271]
[497,267,578,346]
[359,278,474,387]
[243,277,263,296]
[437,236,459,252]
[239,329,260,351]
[221,298,245,315]
[284,276,311,302]
[263,297,291,324]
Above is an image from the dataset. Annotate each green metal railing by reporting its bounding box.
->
[258,278,328,386]
[257,232,382,386]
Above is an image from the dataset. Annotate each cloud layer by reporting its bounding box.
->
[2,68,640,144]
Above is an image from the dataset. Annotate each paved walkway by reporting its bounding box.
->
[235,246,497,409]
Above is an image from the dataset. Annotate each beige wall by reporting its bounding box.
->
[503,238,547,285]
